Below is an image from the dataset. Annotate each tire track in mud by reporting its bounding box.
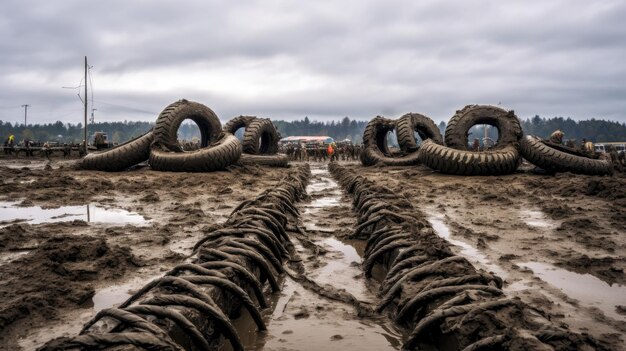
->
[240,164,404,351]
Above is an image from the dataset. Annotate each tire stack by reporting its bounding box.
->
[79,100,289,172]
[360,114,442,166]
[417,105,523,176]
[224,116,289,168]
[361,104,612,176]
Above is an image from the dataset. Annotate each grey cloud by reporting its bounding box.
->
[0,0,625,125]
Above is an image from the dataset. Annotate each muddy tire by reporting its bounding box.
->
[418,139,520,175]
[153,99,222,152]
[80,130,154,172]
[223,115,256,135]
[238,153,289,167]
[444,105,522,150]
[396,113,443,153]
[360,116,420,166]
[149,133,242,172]
[360,147,421,166]
[242,118,279,155]
[520,135,612,175]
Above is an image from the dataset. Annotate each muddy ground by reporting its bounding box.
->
[348,163,626,348]
[0,158,625,350]
[0,159,287,350]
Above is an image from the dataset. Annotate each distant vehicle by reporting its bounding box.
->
[89,131,113,150]
[280,136,334,149]
[595,142,626,154]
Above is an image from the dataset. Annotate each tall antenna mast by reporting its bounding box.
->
[84,56,88,155]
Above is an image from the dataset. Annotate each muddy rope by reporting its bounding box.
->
[40,165,310,351]
[328,163,599,351]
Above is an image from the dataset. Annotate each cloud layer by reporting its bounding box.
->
[1,0,625,124]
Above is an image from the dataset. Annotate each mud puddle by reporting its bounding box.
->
[426,211,508,279]
[15,271,164,350]
[519,262,626,321]
[518,209,556,229]
[238,164,404,350]
[0,201,149,227]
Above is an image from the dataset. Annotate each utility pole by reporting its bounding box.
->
[84,56,88,155]
[90,108,97,124]
[21,104,29,126]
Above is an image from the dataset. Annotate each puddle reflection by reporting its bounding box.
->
[427,212,508,279]
[519,262,626,321]
[0,202,149,226]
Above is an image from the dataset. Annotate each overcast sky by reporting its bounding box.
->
[0,0,625,125]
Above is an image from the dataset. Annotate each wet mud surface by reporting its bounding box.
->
[1,158,625,350]
[231,164,405,350]
[0,159,287,350]
[349,164,626,348]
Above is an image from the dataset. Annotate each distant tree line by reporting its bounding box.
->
[520,116,626,142]
[272,117,368,143]
[1,115,625,145]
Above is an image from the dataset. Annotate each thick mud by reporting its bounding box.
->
[0,159,287,350]
[1,158,625,350]
[232,164,405,350]
[350,165,626,348]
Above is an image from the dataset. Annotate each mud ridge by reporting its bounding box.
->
[329,163,606,351]
[40,165,311,351]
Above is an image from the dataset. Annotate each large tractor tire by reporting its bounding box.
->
[80,130,154,172]
[223,115,256,135]
[444,105,522,150]
[360,116,420,166]
[418,139,521,176]
[396,113,443,153]
[152,99,222,152]
[150,133,242,172]
[520,135,612,176]
[150,100,241,172]
[238,153,289,168]
[242,118,279,155]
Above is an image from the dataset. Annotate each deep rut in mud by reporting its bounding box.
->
[237,164,405,350]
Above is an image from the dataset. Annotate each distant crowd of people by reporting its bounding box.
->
[280,142,362,162]
[2,134,80,159]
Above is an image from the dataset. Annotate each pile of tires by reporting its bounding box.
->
[80,100,287,172]
[223,116,288,167]
[361,104,612,176]
[360,114,442,166]
[417,105,523,176]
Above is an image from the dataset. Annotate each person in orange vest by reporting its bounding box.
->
[327,142,336,162]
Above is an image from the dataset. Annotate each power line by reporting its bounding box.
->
[93,100,157,115]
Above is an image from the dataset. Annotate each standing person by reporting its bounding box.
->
[326,143,334,162]
[300,142,308,162]
[549,130,564,144]
[584,140,596,158]
[608,146,623,172]
[43,142,52,160]
[7,134,15,155]
[472,138,480,151]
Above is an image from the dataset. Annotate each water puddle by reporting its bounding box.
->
[0,202,149,227]
[518,209,555,228]
[427,212,508,279]
[311,237,372,301]
[519,262,626,321]
[89,274,162,312]
[240,164,404,350]
[253,277,403,351]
